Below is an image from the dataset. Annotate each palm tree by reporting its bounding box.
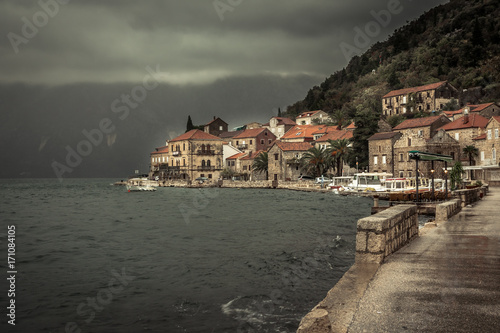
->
[331,109,347,129]
[327,138,352,176]
[450,161,465,190]
[300,146,332,177]
[252,151,269,180]
[463,145,479,180]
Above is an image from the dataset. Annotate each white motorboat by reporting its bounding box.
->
[126,178,158,192]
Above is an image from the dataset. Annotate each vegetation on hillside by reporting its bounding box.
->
[284,0,500,170]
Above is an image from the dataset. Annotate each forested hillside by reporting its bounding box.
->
[285,0,500,169]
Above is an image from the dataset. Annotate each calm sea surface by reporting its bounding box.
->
[0,179,372,332]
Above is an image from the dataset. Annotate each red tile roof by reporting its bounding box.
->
[442,110,463,117]
[438,114,489,131]
[312,126,339,135]
[368,132,401,141]
[205,117,227,126]
[219,130,244,138]
[473,133,486,141]
[393,115,447,130]
[273,117,296,125]
[241,150,266,160]
[227,152,248,160]
[492,116,500,123]
[151,146,169,154]
[470,102,495,112]
[315,130,353,142]
[297,110,322,118]
[281,125,325,140]
[346,122,356,130]
[383,81,447,98]
[272,141,312,151]
[233,128,269,139]
[169,129,222,142]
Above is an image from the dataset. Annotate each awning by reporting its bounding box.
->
[408,151,453,163]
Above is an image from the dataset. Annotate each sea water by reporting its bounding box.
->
[0,179,372,332]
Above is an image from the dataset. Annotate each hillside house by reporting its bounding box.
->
[438,109,489,153]
[230,128,276,153]
[368,132,402,175]
[382,81,459,116]
[204,117,228,137]
[295,110,331,125]
[262,117,296,139]
[280,125,326,142]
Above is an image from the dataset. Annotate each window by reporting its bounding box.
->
[451,152,455,160]
[183,159,186,166]
[261,139,264,144]
[408,138,412,146]
[382,155,387,164]
[250,140,253,145]
[374,156,378,165]
[219,125,223,131]
[495,129,499,139]
[427,104,430,110]
[399,153,404,162]
[378,146,381,153]
[418,130,423,137]
[399,171,404,178]
[408,171,413,177]
[183,143,185,151]
[274,153,279,161]
[455,133,459,141]
[487,130,492,140]
[493,148,497,161]
[207,160,211,167]
[201,160,206,167]
[243,166,247,171]
[481,151,485,161]
[208,174,212,179]
[227,161,231,166]
[268,139,272,144]
[403,107,407,114]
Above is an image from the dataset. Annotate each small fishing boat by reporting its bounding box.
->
[126,178,158,192]
[346,172,392,192]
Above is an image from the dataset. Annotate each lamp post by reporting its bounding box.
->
[431,166,435,201]
[444,162,448,200]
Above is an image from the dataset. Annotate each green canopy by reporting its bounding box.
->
[408,151,453,163]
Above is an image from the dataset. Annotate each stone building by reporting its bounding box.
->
[474,116,500,185]
[241,150,267,181]
[368,132,402,175]
[167,129,224,181]
[204,117,228,137]
[382,81,459,116]
[267,141,312,181]
[438,111,489,153]
[392,115,457,179]
[230,128,276,153]
[314,129,353,150]
[262,117,296,139]
[295,110,331,125]
[149,146,169,179]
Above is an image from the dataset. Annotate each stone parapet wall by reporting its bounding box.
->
[435,199,461,222]
[355,204,418,264]
[454,186,488,207]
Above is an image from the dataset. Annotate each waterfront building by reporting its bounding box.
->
[314,129,353,150]
[167,129,224,181]
[382,81,459,116]
[204,117,228,137]
[392,115,458,178]
[367,132,402,175]
[473,116,500,185]
[262,117,296,139]
[437,108,489,152]
[267,141,312,181]
[241,150,267,181]
[295,110,331,125]
[230,128,276,154]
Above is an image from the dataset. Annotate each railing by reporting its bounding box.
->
[197,166,216,171]
[172,151,180,156]
[237,144,248,149]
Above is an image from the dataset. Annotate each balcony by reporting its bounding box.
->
[197,166,216,171]
[197,149,215,155]
[237,144,248,150]
[172,151,180,156]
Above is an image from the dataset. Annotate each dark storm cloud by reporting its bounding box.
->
[1,0,448,85]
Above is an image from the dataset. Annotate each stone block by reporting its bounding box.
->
[356,232,367,252]
[367,233,386,253]
[357,216,389,232]
[355,252,384,264]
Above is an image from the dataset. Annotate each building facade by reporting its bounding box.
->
[263,117,296,139]
[368,132,402,175]
[382,81,459,116]
[231,128,276,153]
[295,110,331,125]
[267,141,312,181]
[168,129,224,181]
[204,117,228,137]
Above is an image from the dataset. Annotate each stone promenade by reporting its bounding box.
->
[347,187,500,332]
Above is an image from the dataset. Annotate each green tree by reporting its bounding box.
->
[450,161,465,190]
[442,98,459,111]
[386,114,406,128]
[331,109,348,129]
[252,152,269,180]
[327,138,352,176]
[350,108,379,170]
[221,167,236,180]
[463,145,479,180]
[186,115,194,132]
[277,107,282,117]
[300,147,332,177]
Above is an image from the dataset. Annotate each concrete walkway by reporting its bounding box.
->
[347,187,500,332]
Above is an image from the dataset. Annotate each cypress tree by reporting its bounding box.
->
[186,115,194,133]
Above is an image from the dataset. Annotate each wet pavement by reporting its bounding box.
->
[348,187,500,333]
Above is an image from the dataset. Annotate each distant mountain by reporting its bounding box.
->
[285,0,500,119]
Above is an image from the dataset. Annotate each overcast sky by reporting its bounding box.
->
[1,0,450,178]
[1,0,449,86]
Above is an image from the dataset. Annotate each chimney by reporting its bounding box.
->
[463,106,469,124]
[214,116,216,120]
